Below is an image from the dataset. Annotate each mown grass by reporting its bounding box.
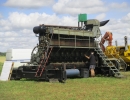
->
[0,56,5,63]
[0,56,5,74]
[0,56,130,100]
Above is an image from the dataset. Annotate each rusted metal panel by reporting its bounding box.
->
[50,39,95,47]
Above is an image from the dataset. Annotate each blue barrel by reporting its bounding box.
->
[66,69,80,77]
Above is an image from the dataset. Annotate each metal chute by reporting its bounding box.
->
[100,20,109,26]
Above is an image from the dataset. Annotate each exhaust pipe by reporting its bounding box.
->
[124,36,128,51]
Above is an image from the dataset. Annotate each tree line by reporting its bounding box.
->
[0,52,6,56]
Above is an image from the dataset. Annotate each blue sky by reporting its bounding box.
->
[0,0,130,52]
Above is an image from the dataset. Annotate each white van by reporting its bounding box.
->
[6,49,32,62]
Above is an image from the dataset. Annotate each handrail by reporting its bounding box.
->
[95,34,127,71]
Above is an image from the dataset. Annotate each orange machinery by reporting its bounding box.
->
[100,31,113,52]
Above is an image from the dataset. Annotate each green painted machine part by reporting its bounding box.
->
[78,14,87,22]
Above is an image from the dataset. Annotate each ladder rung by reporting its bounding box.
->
[110,66,117,68]
[107,64,114,65]
[100,56,107,58]
[111,69,118,71]
[95,50,102,52]
[98,53,104,54]
[114,72,120,74]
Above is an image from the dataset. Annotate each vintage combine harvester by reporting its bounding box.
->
[10,18,124,82]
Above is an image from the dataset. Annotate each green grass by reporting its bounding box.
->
[0,56,5,74]
[0,56,130,100]
[0,63,3,74]
[0,56,6,63]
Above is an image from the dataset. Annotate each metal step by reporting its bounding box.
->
[94,47,122,77]
[100,56,107,58]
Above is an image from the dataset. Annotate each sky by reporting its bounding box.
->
[0,0,130,52]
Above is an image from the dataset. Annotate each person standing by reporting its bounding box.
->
[85,52,96,77]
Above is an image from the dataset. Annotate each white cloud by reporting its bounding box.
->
[122,13,130,22]
[0,12,58,31]
[4,0,55,8]
[110,2,128,9]
[108,2,130,12]
[0,13,3,19]
[0,42,9,47]
[95,13,106,21]
[5,31,18,37]
[53,0,108,15]
[0,12,78,32]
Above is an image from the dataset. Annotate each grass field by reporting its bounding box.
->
[0,56,130,100]
[0,56,6,73]
[0,56,6,63]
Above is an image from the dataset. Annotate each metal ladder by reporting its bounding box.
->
[94,47,122,77]
[94,35,125,77]
[35,47,53,77]
[35,31,54,77]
